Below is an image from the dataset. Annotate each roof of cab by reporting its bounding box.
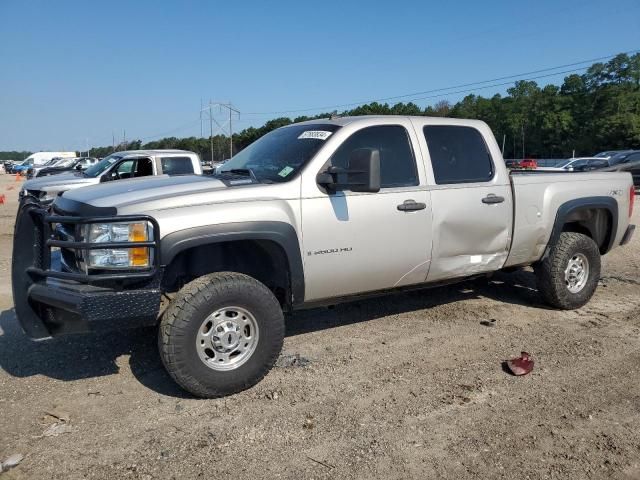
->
[114,149,196,157]
[291,115,489,128]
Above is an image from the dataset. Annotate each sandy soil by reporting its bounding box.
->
[0,173,639,479]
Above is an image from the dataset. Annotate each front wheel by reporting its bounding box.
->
[159,272,285,398]
[534,232,601,310]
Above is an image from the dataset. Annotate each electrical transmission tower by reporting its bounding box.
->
[200,101,240,162]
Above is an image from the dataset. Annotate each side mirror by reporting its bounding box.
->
[317,148,381,193]
[75,164,82,170]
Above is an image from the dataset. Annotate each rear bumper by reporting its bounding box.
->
[12,199,162,340]
[620,224,635,246]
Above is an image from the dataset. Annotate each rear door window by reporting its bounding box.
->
[423,126,494,184]
[161,156,194,175]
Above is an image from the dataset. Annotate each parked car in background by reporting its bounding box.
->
[21,149,202,203]
[3,160,17,173]
[21,151,76,168]
[607,151,639,166]
[601,151,640,188]
[594,150,633,160]
[11,158,35,175]
[27,157,69,179]
[537,157,608,172]
[505,159,538,169]
[519,158,537,169]
[31,157,98,178]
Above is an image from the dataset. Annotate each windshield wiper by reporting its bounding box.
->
[220,168,259,182]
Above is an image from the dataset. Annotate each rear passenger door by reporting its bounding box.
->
[417,122,512,282]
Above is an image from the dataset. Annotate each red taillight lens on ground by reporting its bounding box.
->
[630,185,635,218]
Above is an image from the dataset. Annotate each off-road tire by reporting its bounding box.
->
[534,232,600,310]
[159,272,285,398]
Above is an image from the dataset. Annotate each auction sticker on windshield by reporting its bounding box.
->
[278,166,294,177]
[298,130,333,140]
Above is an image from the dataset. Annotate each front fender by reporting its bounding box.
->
[160,221,305,305]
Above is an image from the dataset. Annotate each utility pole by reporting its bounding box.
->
[229,106,233,159]
[209,101,214,163]
[112,132,115,152]
[501,134,506,156]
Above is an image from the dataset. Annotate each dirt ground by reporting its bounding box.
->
[1,173,639,480]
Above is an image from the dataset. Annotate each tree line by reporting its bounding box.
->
[3,53,639,162]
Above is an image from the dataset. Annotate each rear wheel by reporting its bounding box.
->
[159,272,285,398]
[534,232,601,310]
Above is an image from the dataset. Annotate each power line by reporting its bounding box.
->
[92,49,638,148]
[243,49,639,115]
[138,118,201,142]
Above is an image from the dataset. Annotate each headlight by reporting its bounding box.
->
[85,221,153,269]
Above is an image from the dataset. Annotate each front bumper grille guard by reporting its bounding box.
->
[27,209,161,284]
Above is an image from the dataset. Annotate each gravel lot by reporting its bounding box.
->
[1,174,639,479]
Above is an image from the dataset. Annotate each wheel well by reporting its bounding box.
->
[561,207,613,254]
[162,240,292,308]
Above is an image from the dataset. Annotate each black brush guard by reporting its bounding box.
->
[12,200,163,339]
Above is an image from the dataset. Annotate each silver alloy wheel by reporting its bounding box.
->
[564,253,589,294]
[196,306,259,371]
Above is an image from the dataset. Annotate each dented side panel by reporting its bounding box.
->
[426,184,512,282]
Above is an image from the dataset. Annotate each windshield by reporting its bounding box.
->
[56,158,76,168]
[84,154,122,177]
[219,123,341,183]
[555,159,573,168]
[609,153,630,165]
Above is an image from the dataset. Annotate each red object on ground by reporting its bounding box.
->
[0,194,4,205]
[520,159,538,169]
[506,352,534,376]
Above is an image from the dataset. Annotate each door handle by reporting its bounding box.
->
[482,194,505,204]
[397,199,427,211]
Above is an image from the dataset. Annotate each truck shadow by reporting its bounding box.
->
[0,269,546,398]
[287,268,549,336]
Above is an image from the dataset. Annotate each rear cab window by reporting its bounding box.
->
[160,156,195,175]
[423,125,494,184]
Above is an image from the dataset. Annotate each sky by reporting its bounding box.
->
[0,0,639,152]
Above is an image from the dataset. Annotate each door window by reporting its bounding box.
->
[423,126,494,184]
[587,159,609,169]
[134,158,154,177]
[161,156,194,175]
[329,125,418,188]
[115,160,135,177]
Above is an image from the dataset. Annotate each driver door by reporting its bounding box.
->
[300,123,432,301]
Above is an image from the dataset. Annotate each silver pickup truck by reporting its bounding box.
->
[12,116,635,397]
[20,149,202,203]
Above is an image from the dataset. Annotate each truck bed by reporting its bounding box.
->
[505,171,633,267]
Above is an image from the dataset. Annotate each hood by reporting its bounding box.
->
[23,172,96,191]
[58,174,234,211]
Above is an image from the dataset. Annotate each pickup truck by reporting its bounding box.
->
[12,116,635,398]
[20,149,202,203]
